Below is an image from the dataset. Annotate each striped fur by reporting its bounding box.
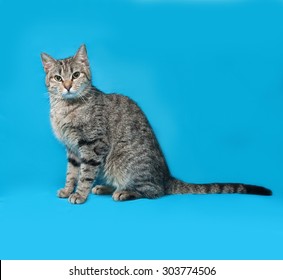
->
[166,178,272,196]
[41,45,272,204]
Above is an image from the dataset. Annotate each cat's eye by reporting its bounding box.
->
[72,72,80,80]
[54,75,63,82]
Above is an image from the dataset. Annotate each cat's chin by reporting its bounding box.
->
[62,92,79,100]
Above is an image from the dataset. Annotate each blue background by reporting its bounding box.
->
[1,0,283,259]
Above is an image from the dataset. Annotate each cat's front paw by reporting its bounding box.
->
[68,192,87,204]
[57,188,72,198]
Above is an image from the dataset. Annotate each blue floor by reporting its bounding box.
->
[1,185,282,259]
[1,0,283,259]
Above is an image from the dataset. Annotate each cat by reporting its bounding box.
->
[41,44,272,204]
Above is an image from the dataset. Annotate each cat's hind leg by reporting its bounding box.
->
[92,185,115,195]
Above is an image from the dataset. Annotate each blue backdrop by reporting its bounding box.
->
[1,0,283,259]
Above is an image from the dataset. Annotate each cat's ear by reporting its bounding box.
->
[41,53,56,73]
[74,44,89,66]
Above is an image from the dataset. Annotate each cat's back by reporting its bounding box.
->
[104,93,153,138]
[104,93,149,126]
[104,93,143,117]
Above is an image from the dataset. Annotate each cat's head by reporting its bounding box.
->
[41,45,91,100]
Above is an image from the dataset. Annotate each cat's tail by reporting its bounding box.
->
[165,177,272,196]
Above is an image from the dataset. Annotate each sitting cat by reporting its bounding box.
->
[41,45,272,204]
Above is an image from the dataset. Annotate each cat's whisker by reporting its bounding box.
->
[78,92,88,104]
[81,95,88,104]
[45,91,62,101]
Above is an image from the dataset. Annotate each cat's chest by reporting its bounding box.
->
[50,104,84,148]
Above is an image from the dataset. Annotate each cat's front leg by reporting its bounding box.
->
[57,150,80,198]
[68,139,109,204]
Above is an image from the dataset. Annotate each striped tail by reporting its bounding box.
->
[166,177,272,196]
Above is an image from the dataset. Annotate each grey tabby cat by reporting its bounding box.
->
[41,45,272,204]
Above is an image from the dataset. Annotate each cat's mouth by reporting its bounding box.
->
[61,84,88,100]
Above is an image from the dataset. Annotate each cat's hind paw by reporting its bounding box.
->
[57,188,72,198]
[92,185,115,195]
[68,193,87,204]
[112,191,141,201]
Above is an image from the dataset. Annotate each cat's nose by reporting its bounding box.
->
[63,80,72,91]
